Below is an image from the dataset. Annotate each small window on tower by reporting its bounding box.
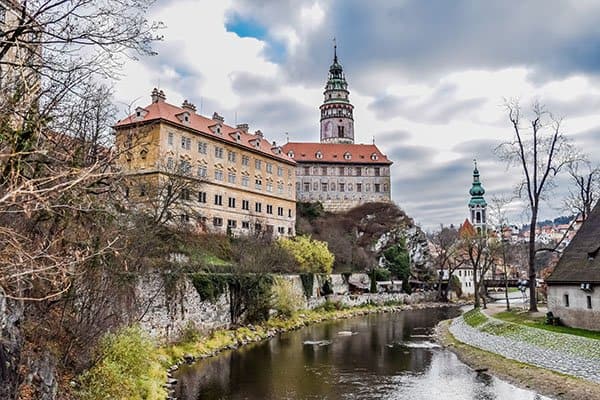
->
[338,126,344,137]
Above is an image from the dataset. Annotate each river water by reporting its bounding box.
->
[174,307,551,400]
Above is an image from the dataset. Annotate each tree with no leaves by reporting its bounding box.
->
[496,100,576,312]
[563,159,600,222]
[430,225,463,301]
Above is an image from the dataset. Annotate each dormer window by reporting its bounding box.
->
[288,151,294,158]
[371,153,378,161]
[229,131,241,143]
[176,111,191,125]
[216,126,221,134]
[134,107,148,120]
[344,152,351,160]
[315,151,323,159]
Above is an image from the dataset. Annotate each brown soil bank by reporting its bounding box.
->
[436,320,600,400]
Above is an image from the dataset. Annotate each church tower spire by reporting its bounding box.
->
[320,42,354,144]
[469,159,487,234]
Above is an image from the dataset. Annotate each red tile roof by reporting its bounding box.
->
[281,142,392,165]
[115,99,295,165]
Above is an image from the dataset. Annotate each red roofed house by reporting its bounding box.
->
[114,89,296,237]
[282,45,393,212]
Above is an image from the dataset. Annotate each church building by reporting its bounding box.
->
[282,46,393,213]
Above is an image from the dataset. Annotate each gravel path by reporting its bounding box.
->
[449,316,600,383]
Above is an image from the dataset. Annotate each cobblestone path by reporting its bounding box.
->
[449,316,600,383]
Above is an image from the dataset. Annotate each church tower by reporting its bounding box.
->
[469,160,487,234]
[320,44,354,144]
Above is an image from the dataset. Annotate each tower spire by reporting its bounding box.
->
[333,37,338,63]
[469,159,487,234]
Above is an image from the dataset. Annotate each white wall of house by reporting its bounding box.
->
[547,285,600,331]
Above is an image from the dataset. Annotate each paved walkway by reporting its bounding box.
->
[449,315,600,383]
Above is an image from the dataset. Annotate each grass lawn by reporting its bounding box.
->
[494,310,600,341]
[463,308,487,327]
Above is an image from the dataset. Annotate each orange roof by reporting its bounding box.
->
[282,142,392,165]
[459,219,476,238]
[115,96,294,165]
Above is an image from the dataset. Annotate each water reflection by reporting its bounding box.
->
[175,308,551,400]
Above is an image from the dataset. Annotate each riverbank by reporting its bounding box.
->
[436,312,600,400]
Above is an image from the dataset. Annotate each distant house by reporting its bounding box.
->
[546,203,600,331]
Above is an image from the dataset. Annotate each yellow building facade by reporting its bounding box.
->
[115,89,296,237]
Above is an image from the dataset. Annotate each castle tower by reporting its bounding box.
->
[319,43,354,144]
[469,160,487,234]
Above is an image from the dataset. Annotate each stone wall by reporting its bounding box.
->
[548,285,600,331]
[135,272,437,341]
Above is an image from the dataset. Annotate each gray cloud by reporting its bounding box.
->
[230,72,280,95]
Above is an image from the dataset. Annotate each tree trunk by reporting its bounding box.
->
[528,212,538,312]
[473,264,480,308]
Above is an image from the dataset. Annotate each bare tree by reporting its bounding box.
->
[564,159,600,221]
[459,229,497,309]
[496,100,576,312]
[430,226,464,301]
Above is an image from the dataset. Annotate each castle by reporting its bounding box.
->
[282,45,393,212]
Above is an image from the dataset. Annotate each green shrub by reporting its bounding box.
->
[315,299,346,312]
[77,326,166,400]
[271,277,304,317]
[373,268,391,281]
[190,273,229,302]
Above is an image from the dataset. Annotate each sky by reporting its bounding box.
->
[114,0,600,231]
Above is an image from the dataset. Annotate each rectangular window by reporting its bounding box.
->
[242,221,250,229]
[278,182,283,193]
[215,147,224,158]
[330,182,335,191]
[255,178,262,190]
[180,214,190,223]
[348,183,353,191]
[339,183,345,192]
[242,200,249,210]
[313,182,318,191]
[383,183,388,192]
[227,219,237,229]
[180,160,191,174]
[277,207,284,216]
[181,137,191,150]
[278,227,285,234]
[181,188,191,200]
[198,141,207,154]
[167,157,174,169]
[228,172,236,184]
[321,182,328,192]
[214,194,223,206]
[304,166,310,176]
[366,183,371,192]
[242,155,249,166]
[139,184,146,197]
[214,170,224,181]
[339,166,345,176]
[255,159,262,170]
[0,6,6,24]
[168,132,174,146]
[197,166,207,177]
[277,166,284,177]
[356,167,362,176]
[266,163,273,173]
[266,182,273,192]
[255,202,262,213]
[228,151,237,163]
[198,191,207,203]
[357,183,362,192]
[228,197,236,208]
[242,176,249,187]
[213,217,223,227]
[587,295,592,309]
[266,205,273,214]
[255,223,262,232]
[564,294,570,307]
[303,182,310,192]
[321,167,327,175]
[374,183,381,193]
[374,167,381,177]
[288,209,292,218]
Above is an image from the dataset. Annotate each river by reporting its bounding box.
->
[174,307,551,400]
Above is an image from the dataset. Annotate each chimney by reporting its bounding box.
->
[151,88,160,103]
[236,123,249,133]
[212,112,224,123]
[272,141,276,146]
[182,100,196,112]
[254,130,263,139]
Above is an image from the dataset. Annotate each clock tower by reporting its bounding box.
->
[320,44,354,144]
